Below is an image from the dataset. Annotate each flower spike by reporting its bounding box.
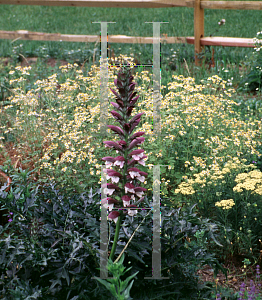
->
[103,64,148,260]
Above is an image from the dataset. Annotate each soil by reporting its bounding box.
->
[197,263,262,296]
[0,56,70,68]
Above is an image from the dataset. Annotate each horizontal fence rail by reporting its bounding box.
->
[186,37,257,47]
[0,30,187,44]
[186,0,262,10]
[1,0,262,10]
[0,0,187,8]
[1,30,257,48]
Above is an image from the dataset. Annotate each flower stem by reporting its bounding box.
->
[109,214,123,260]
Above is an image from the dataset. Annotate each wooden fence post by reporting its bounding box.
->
[194,0,204,66]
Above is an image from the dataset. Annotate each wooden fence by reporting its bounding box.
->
[0,0,262,65]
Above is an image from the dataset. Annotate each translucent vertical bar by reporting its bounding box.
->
[100,164,108,278]
[152,164,161,278]
[153,23,161,137]
[145,21,168,137]
[100,22,108,137]
[92,21,115,137]
[91,21,115,280]
[145,21,169,280]
[144,164,168,280]
[91,164,108,279]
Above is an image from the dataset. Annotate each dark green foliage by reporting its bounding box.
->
[238,33,262,93]
[115,200,227,300]
[239,67,262,92]
[0,167,226,299]
[0,172,109,299]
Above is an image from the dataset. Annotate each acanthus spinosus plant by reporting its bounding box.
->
[102,64,148,261]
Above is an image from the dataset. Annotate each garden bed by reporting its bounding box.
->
[0,51,262,299]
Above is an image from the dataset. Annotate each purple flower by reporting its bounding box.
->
[129,149,145,160]
[107,125,125,137]
[122,195,131,207]
[127,167,146,181]
[103,141,123,152]
[101,197,119,211]
[108,211,120,224]
[129,131,146,141]
[8,212,13,222]
[111,110,124,124]
[256,265,260,280]
[247,280,258,300]
[110,101,122,111]
[128,149,147,166]
[113,156,125,168]
[124,182,136,194]
[128,136,145,150]
[103,65,148,260]
[103,169,123,184]
[126,204,138,217]
[102,183,120,196]
[134,187,147,198]
[102,156,115,168]
[238,282,246,299]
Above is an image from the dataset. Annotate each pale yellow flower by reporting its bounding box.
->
[215,199,235,210]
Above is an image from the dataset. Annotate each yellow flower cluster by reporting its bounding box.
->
[215,199,235,210]
[175,158,258,196]
[174,182,195,195]
[233,170,262,195]
[2,55,262,197]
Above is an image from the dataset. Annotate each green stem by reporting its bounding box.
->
[109,214,123,261]
[114,209,151,263]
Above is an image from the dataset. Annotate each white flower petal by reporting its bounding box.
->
[138,159,145,166]
[106,161,114,168]
[114,160,125,168]
[123,201,130,207]
[110,176,120,184]
[104,188,115,195]
[108,204,114,211]
[129,171,140,179]
[137,176,145,182]
[132,153,144,161]
[128,209,137,217]
[125,187,135,193]
[135,191,144,198]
